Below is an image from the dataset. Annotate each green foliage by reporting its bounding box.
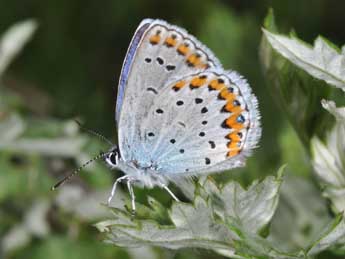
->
[311,100,345,214]
[1,3,345,259]
[97,173,345,259]
[96,174,282,255]
[0,20,119,258]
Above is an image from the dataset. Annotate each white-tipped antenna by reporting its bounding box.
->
[74,119,114,146]
[51,151,108,190]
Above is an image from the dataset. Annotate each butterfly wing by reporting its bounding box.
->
[116,19,222,162]
[137,70,261,177]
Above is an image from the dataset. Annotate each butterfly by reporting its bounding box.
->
[53,19,261,211]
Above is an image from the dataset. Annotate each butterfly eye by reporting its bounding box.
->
[110,153,117,164]
[106,152,117,166]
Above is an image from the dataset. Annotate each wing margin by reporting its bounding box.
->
[115,19,153,124]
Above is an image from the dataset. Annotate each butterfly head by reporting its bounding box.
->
[104,145,120,168]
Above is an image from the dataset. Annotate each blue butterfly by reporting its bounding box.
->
[54,19,261,211]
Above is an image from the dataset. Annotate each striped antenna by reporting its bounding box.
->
[51,151,108,190]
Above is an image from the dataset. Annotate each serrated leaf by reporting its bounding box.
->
[260,10,332,146]
[96,197,237,251]
[0,20,37,76]
[96,169,345,258]
[202,171,283,235]
[262,30,345,92]
[227,219,302,259]
[96,173,290,258]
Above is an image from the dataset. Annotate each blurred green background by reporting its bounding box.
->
[0,0,344,258]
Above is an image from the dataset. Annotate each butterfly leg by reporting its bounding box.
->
[107,175,128,205]
[127,179,136,212]
[162,184,180,202]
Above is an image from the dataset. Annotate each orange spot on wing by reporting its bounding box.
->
[219,88,235,100]
[165,36,177,47]
[226,132,242,142]
[209,79,225,91]
[149,35,161,45]
[227,149,240,157]
[190,75,207,88]
[231,123,245,130]
[227,140,239,149]
[173,80,186,91]
[224,103,242,113]
[177,44,190,56]
[225,115,245,130]
[186,53,202,67]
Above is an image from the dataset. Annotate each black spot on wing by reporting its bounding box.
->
[156,57,164,65]
[201,107,208,113]
[166,65,176,71]
[205,157,211,165]
[146,87,158,94]
[208,141,216,149]
[195,98,203,104]
[178,121,186,127]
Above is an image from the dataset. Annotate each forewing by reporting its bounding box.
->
[116,19,221,162]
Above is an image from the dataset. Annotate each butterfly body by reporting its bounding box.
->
[107,153,169,188]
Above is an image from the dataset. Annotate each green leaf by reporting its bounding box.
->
[269,175,331,251]
[262,30,345,92]
[307,214,345,256]
[96,197,237,251]
[0,20,37,77]
[96,173,288,258]
[201,169,283,235]
[96,167,345,258]
[260,9,332,147]
[227,219,302,259]
[311,100,345,213]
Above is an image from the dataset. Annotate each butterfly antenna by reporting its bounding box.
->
[74,119,114,146]
[51,151,108,190]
